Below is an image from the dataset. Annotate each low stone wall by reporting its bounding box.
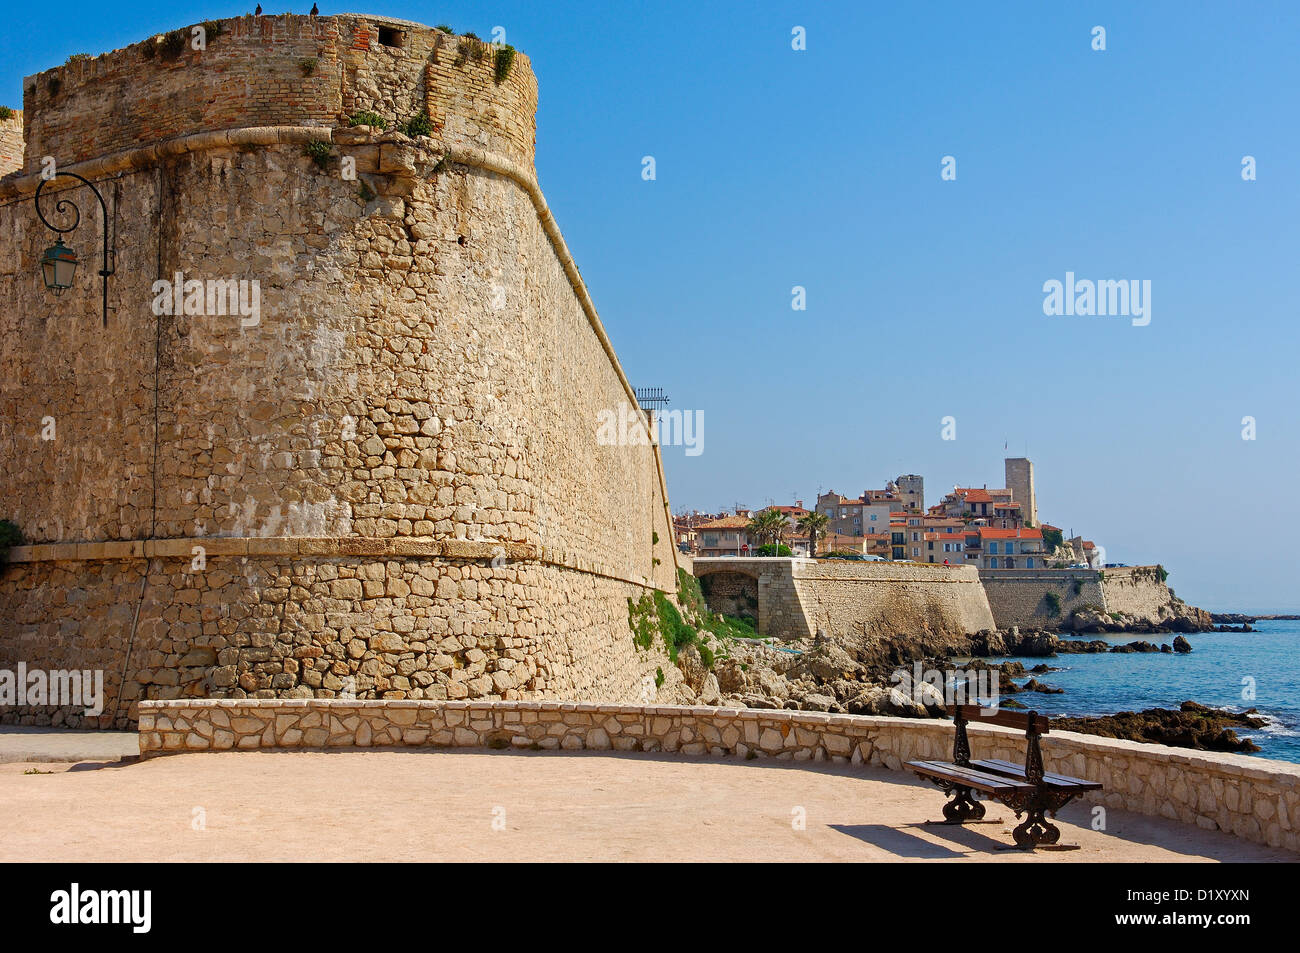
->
[139,699,1300,852]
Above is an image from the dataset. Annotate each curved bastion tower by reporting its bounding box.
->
[0,14,683,727]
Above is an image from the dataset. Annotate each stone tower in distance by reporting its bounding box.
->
[1004,458,1037,526]
[895,474,924,512]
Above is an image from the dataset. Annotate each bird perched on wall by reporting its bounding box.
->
[310,3,319,14]
[254,4,262,14]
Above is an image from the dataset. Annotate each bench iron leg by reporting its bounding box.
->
[1009,791,1075,848]
[1011,810,1060,847]
[942,785,986,823]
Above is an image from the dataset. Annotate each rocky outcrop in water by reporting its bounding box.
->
[1051,701,1265,753]
[1069,603,1212,634]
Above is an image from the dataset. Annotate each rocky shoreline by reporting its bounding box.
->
[1050,702,1267,754]
[665,574,1274,754]
[677,621,1273,754]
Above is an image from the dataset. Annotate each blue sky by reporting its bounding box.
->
[5,2,1297,611]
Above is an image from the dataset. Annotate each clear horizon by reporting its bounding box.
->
[5,0,1296,612]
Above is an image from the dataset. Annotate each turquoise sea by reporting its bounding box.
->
[992,619,1300,764]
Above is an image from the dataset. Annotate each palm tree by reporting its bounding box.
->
[746,508,789,553]
[797,510,830,558]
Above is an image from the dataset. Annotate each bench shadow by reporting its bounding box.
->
[829,824,969,859]
[899,819,1024,854]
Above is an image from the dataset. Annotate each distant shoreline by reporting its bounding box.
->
[1210,613,1300,622]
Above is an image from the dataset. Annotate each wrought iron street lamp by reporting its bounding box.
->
[40,238,78,294]
[34,171,115,325]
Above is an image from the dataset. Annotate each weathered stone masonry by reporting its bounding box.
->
[0,15,684,727]
[981,566,1188,629]
[692,558,996,640]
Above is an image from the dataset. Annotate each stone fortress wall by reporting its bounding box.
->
[692,558,996,640]
[980,566,1181,629]
[0,14,684,727]
[0,110,21,177]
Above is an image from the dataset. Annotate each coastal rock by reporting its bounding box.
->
[1003,629,1059,656]
[1172,635,1192,654]
[1111,640,1161,653]
[1051,701,1266,753]
[845,687,928,718]
[968,629,1007,657]
[1021,677,1064,694]
[1054,638,1110,654]
[797,692,836,712]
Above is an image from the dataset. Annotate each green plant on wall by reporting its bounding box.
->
[1044,590,1062,616]
[494,44,516,84]
[1072,578,1083,596]
[0,520,23,564]
[64,53,92,66]
[299,57,318,77]
[627,594,656,651]
[160,30,187,60]
[654,667,665,689]
[349,110,388,130]
[396,113,433,138]
[303,139,332,170]
[0,106,13,121]
[654,591,698,662]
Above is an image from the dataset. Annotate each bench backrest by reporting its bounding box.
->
[949,704,1051,735]
[946,705,1048,783]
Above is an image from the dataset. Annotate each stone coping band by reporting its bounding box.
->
[3,536,663,590]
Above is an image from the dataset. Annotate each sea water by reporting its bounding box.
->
[991,619,1300,764]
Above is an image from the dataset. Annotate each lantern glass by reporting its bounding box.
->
[40,239,78,294]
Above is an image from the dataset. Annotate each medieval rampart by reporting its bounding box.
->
[692,558,996,640]
[980,566,1181,629]
[0,15,682,727]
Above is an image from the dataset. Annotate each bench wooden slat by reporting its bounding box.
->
[907,760,1035,795]
[950,704,1051,734]
[970,758,1102,791]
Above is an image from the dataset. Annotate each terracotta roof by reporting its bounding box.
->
[696,517,750,530]
[978,527,1044,540]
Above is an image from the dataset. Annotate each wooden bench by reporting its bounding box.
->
[907,705,1102,848]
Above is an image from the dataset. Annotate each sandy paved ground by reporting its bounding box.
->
[0,749,1289,862]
